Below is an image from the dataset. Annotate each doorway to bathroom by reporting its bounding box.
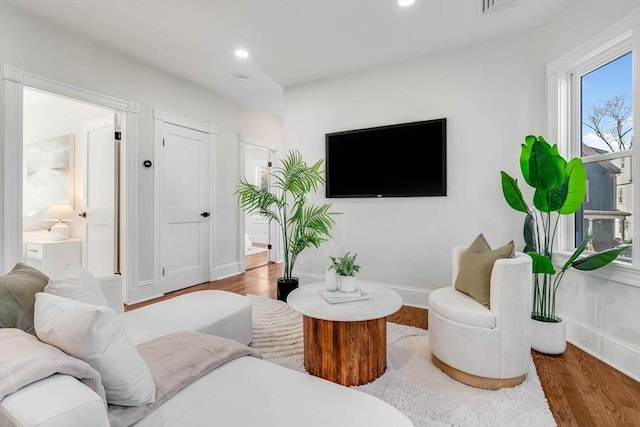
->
[242,143,276,270]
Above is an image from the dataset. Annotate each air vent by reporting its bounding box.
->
[480,0,516,15]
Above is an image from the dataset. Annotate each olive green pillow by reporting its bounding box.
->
[454,234,514,308]
[0,263,49,335]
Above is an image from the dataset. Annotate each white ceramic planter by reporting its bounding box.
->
[531,317,566,355]
[339,275,357,293]
[325,270,338,291]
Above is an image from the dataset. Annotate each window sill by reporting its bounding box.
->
[553,252,640,289]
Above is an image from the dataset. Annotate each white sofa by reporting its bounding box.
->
[1,275,413,427]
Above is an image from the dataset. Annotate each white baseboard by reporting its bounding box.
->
[124,280,163,305]
[386,284,429,308]
[559,312,640,382]
[136,280,156,288]
[211,261,242,281]
[124,291,164,306]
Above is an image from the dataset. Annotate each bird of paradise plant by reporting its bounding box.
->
[501,135,630,322]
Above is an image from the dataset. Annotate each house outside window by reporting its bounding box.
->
[547,14,639,276]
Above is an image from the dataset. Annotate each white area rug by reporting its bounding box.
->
[249,295,556,427]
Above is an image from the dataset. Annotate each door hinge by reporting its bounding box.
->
[162,268,165,276]
[162,138,165,147]
[114,131,122,141]
[268,161,272,167]
[267,244,272,250]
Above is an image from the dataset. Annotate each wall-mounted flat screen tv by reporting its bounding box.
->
[325,118,446,198]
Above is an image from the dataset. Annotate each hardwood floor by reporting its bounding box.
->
[244,250,268,270]
[125,262,640,426]
[243,243,269,270]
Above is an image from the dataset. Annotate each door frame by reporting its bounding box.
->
[153,109,217,288]
[238,135,280,272]
[1,65,139,292]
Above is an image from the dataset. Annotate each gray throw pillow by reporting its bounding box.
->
[454,234,514,308]
[0,263,49,334]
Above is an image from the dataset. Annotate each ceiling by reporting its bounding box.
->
[9,0,575,116]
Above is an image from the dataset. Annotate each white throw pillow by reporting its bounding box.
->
[22,208,51,231]
[45,264,108,306]
[34,293,156,406]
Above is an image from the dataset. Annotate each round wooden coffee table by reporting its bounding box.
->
[287,282,402,386]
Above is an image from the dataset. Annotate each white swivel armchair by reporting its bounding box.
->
[428,245,532,389]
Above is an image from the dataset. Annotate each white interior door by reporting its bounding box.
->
[159,122,210,293]
[82,114,117,275]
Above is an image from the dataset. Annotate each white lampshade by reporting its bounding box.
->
[44,204,75,240]
[44,204,76,222]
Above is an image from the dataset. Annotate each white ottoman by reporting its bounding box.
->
[122,290,252,346]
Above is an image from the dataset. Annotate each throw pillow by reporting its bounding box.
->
[45,264,108,306]
[22,207,51,232]
[34,292,156,406]
[0,263,49,335]
[454,234,514,307]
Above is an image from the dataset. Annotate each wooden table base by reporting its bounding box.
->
[302,315,387,386]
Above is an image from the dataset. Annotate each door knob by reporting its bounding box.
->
[200,212,211,218]
[78,212,87,218]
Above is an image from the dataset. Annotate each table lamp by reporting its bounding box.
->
[44,204,75,240]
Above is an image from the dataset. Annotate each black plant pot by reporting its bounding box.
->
[277,277,299,302]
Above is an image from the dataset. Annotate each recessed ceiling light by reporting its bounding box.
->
[398,0,415,6]
[234,49,249,59]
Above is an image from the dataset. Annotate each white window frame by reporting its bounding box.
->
[546,10,640,287]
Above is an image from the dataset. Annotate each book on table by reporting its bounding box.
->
[323,288,371,304]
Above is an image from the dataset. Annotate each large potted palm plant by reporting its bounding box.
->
[501,135,630,354]
[237,150,338,301]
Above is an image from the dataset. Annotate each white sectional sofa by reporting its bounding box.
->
[0,273,413,427]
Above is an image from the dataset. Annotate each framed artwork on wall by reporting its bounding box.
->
[24,134,75,214]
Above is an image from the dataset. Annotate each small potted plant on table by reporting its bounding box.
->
[330,252,361,293]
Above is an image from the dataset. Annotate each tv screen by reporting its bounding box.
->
[325,118,447,198]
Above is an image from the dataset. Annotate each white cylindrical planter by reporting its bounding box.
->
[531,318,566,355]
[339,275,357,293]
[325,270,338,291]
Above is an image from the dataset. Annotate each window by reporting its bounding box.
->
[618,187,624,205]
[548,15,639,275]
[575,52,633,261]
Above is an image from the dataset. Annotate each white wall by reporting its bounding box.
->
[239,108,283,152]
[0,3,283,301]
[538,0,640,63]
[284,30,546,305]
[283,1,640,380]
